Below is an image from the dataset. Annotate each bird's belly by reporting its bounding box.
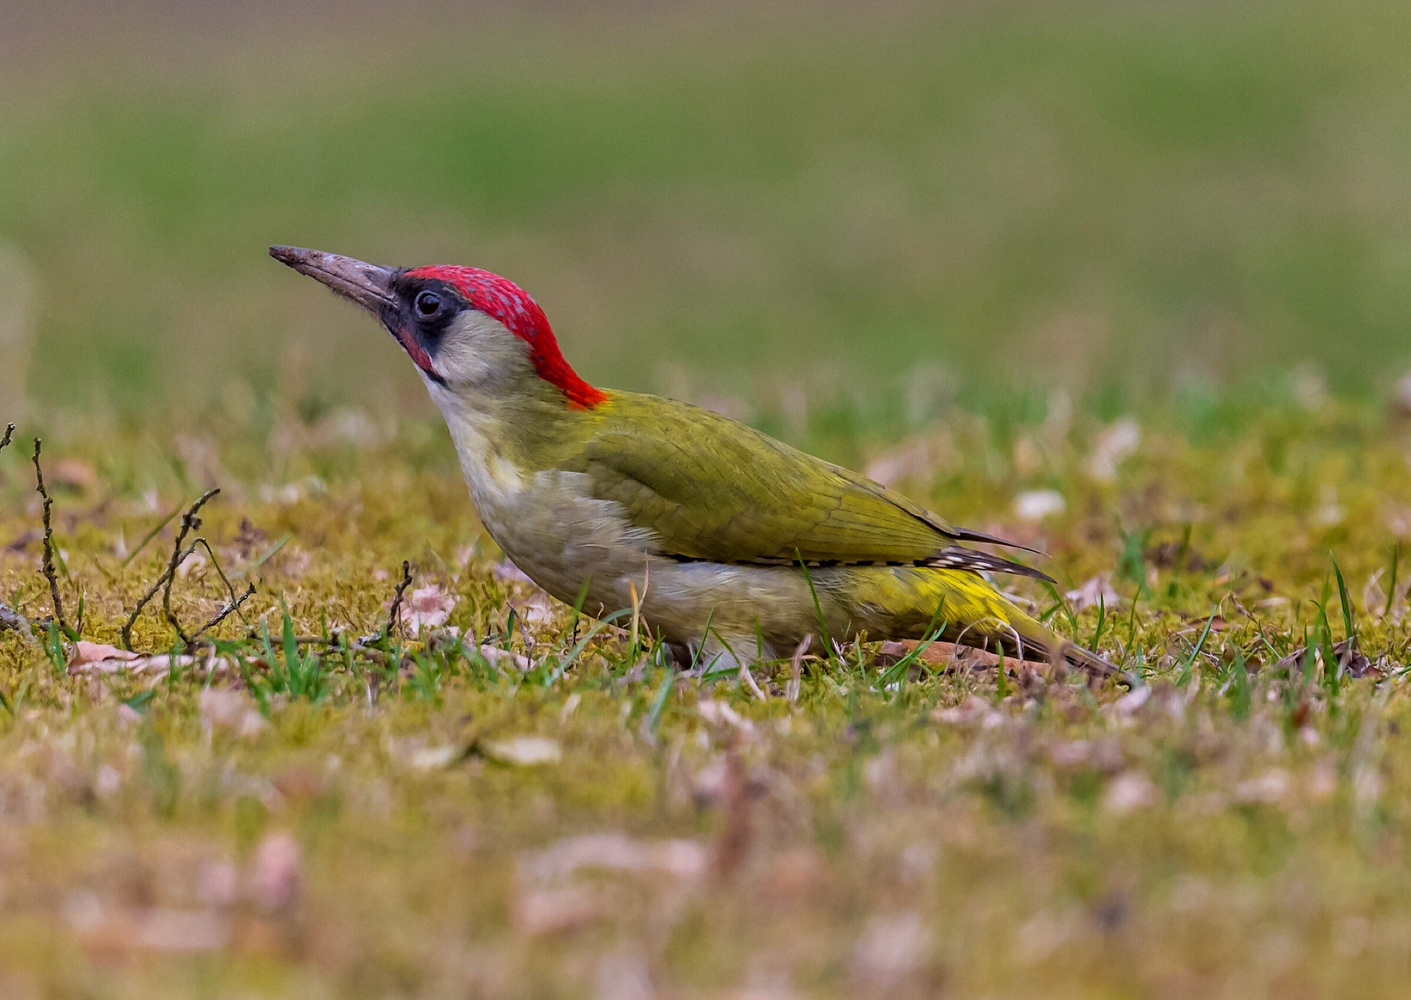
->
[469,471,657,613]
[464,471,1037,662]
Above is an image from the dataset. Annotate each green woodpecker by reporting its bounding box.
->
[271,247,1116,679]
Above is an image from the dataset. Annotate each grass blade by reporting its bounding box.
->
[547,609,631,687]
[1178,610,1218,686]
[1387,544,1401,619]
[795,553,835,663]
[1331,554,1356,642]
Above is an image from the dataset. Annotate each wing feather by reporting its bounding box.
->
[566,394,1046,579]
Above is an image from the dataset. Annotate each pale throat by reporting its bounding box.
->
[428,383,527,513]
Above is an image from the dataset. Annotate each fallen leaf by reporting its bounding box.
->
[851,911,932,993]
[1104,771,1158,813]
[1235,769,1290,805]
[697,699,756,735]
[49,458,98,493]
[512,590,558,627]
[396,584,457,633]
[524,833,708,885]
[481,736,562,767]
[1335,638,1375,678]
[1390,370,1411,420]
[864,437,956,489]
[492,560,536,585]
[514,885,603,936]
[595,950,656,1000]
[1084,417,1140,482]
[198,860,240,908]
[878,639,1049,671]
[1014,489,1066,522]
[69,642,137,669]
[68,642,207,678]
[67,896,230,956]
[476,644,532,672]
[1066,576,1120,612]
[175,548,208,579]
[251,832,302,912]
[410,745,461,770]
[199,688,267,739]
[931,695,1003,728]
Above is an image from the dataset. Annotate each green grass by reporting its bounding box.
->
[2,392,1411,996]
[8,2,1411,994]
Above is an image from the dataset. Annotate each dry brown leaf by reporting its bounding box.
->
[476,644,532,672]
[1084,417,1140,482]
[851,911,932,994]
[49,458,98,493]
[395,584,457,633]
[1104,771,1158,813]
[524,833,708,885]
[67,897,231,956]
[514,885,604,936]
[482,736,562,767]
[1014,489,1066,522]
[199,688,267,739]
[1066,576,1120,612]
[251,832,302,912]
[697,699,756,735]
[68,641,210,678]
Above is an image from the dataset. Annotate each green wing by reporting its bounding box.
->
[570,393,1046,578]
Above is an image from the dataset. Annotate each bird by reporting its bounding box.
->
[271,246,1118,680]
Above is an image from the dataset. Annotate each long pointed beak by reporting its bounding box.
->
[269,246,395,314]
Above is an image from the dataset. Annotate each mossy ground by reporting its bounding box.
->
[2,398,1411,998]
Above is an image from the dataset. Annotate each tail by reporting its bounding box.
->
[986,604,1132,686]
[1052,639,1130,684]
[886,567,1133,686]
[923,545,1055,584]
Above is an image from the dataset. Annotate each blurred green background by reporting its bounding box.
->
[3,0,1411,421]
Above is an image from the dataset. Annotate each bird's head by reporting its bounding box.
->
[270,246,606,409]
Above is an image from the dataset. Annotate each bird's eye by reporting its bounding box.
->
[414,291,442,317]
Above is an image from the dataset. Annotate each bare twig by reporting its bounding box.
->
[0,603,35,645]
[31,439,77,640]
[192,582,257,639]
[191,538,249,617]
[0,427,16,641]
[247,630,394,665]
[738,658,768,702]
[121,489,219,649]
[385,560,414,639]
[177,536,255,643]
[162,490,220,644]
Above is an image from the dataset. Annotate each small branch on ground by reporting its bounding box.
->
[251,630,394,665]
[384,560,414,640]
[0,424,13,454]
[0,603,35,645]
[120,489,219,649]
[31,439,78,641]
[191,579,257,640]
[161,490,220,644]
[179,537,254,643]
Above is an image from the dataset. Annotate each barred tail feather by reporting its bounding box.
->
[1002,610,1130,685]
[924,545,1055,584]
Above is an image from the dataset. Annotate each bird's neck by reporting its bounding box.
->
[427,378,604,510]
